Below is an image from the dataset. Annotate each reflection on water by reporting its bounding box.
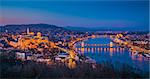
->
[76,47,127,57]
[75,37,149,72]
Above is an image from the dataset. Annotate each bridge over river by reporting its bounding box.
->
[76,41,114,48]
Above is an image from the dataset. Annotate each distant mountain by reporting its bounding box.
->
[64,26,91,32]
[64,26,112,32]
[64,26,149,32]
[0,24,70,34]
[1,24,147,34]
[0,24,113,34]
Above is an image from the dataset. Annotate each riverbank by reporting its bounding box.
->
[75,37,149,73]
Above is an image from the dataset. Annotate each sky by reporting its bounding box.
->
[0,0,149,31]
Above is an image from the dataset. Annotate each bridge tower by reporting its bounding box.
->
[110,42,113,48]
[5,29,8,33]
[81,41,84,48]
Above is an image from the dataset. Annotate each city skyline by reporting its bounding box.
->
[0,0,149,31]
[0,1,149,78]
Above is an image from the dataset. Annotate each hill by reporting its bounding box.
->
[0,24,69,34]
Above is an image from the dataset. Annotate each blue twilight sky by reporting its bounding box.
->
[0,0,149,31]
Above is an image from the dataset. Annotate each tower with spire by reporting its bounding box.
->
[27,28,29,35]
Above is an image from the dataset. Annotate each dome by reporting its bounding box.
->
[37,32,42,37]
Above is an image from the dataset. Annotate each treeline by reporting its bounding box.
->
[0,51,149,78]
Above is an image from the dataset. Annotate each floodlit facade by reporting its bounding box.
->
[7,28,51,49]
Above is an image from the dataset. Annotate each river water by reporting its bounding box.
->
[75,37,149,72]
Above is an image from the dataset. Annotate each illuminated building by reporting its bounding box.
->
[81,41,84,48]
[6,28,51,50]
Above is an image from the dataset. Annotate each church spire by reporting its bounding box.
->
[27,28,29,34]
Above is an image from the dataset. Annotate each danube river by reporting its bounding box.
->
[75,37,149,72]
